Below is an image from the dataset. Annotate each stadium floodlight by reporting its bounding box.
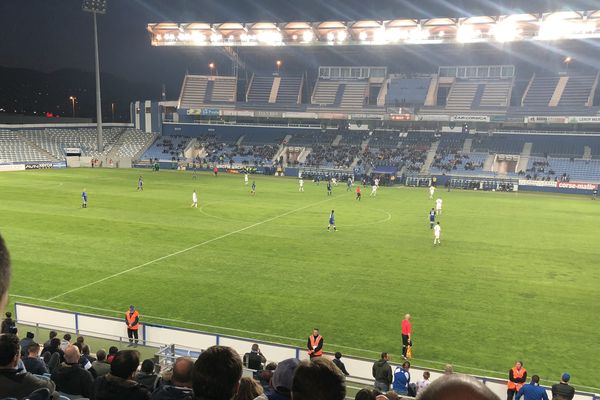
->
[491,21,521,42]
[82,0,106,151]
[302,30,314,42]
[327,31,335,42]
[337,30,348,42]
[359,31,368,41]
[456,24,480,43]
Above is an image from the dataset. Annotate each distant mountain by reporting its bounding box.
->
[0,66,159,122]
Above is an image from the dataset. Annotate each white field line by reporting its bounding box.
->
[11,294,600,392]
[47,195,341,301]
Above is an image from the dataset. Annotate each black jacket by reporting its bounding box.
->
[22,357,49,375]
[372,359,392,385]
[332,358,350,376]
[92,373,151,400]
[51,362,94,398]
[150,384,193,400]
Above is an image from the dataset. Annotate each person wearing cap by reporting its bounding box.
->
[551,373,575,400]
[307,328,323,359]
[267,358,299,400]
[125,305,140,347]
[515,375,548,400]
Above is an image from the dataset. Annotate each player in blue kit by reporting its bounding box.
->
[82,189,88,208]
[137,176,143,191]
[251,181,256,196]
[429,207,436,229]
[327,209,337,232]
[327,181,332,196]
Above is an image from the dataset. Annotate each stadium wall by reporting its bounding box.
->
[161,122,322,138]
[14,303,599,399]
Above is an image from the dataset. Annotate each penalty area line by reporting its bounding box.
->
[46,194,343,301]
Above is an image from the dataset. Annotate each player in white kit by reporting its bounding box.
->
[299,178,304,192]
[433,222,441,245]
[244,173,249,185]
[191,190,198,208]
[435,198,443,215]
[429,185,435,199]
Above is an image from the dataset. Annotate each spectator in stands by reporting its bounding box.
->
[515,375,548,400]
[258,362,277,393]
[19,331,35,355]
[507,361,527,400]
[43,330,58,350]
[243,343,267,370]
[0,235,9,313]
[192,345,242,400]
[82,344,96,363]
[444,364,454,375]
[107,345,119,363]
[372,352,393,392]
[291,357,346,400]
[355,388,376,400]
[551,373,575,400]
[0,334,59,400]
[393,361,412,396]
[43,337,64,362]
[1,311,15,334]
[419,373,500,400]
[417,371,432,395]
[268,358,300,400]
[51,344,94,397]
[136,359,159,390]
[151,356,194,400]
[60,333,72,351]
[92,349,111,377]
[235,376,266,400]
[92,350,151,400]
[22,342,48,375]
[332,351,350,376]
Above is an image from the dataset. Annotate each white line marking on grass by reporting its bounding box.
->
[47,195,343,301]
[13,294,600,392]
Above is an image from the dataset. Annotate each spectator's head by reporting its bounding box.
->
[291,357,346,400]
[171,357,194,388]
[27,342,40,357]
[272,358,300,394]
[49,331,57,340]
[108,346,119,355]
[561,373,571,383]
[50,338,61,349]
[444,364,454,374]
[73,342,82,352]
[235,376,264,400]
[515,361,523,370]
[96,349,107,361]
[0,334,20,368]
[354,389,376,400]
[141,359,155,374]
[0,235,11,311]
[402,361,410,370]
[423,371,431,380]
[25,331,34,339]
[385,391,400,400]
[251,343,259,352]
[81,344,91,356]
[192,345,242,400]
[335,352,342,360]
[110,350,141,380]
[265,362,277,371]
[63,333,71,342]
[418,374,500,400]
[531,375,540,384]
[380,352,389,361]
[312,328,319,336]
[64,345,80,364]
[76,336,84,345]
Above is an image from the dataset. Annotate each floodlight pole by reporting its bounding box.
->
[92,11,103,151]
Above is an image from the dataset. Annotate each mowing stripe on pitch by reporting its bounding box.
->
[47,194,344,301]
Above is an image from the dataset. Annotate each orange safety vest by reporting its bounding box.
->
[309,335,323,356]
[126,310,139,330]
[507,367,526,391]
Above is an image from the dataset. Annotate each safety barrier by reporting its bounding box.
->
[14,303,599,399]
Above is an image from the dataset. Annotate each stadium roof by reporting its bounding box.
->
[148,10,600,47]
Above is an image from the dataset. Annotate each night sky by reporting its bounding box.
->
[1,0,599,95]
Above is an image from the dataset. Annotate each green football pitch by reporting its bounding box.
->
[1,169,598,389]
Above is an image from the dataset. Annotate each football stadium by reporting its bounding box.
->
[0,1,599,399]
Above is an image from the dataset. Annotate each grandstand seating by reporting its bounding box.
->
[558,75,597,107]
[114,129,156,158]
[386,77,431,106]
[478,80,512,107]
[208,76,237,103]
[312,80,341,106]
[247,76,274,103]
[179,75,237,108]
[287,131,335,146]
[526,156,600,182]
[241,130,285,146]
[275,76,303,104]
[522,76,559,107]
[472,134,527,154]
[179,75,209,109]
[0,130,54,163]
[142,135,192,160]
[340,81,368,109]
[445,81,479,111]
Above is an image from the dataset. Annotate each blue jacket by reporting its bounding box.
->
[392,367,410,394]
[516,383,549,400]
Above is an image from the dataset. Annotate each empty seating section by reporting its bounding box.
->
[437,133,468,153]
[445,81,479,111]
[339,132,367,145]
[115,129,156,158]
[312,81,341,105]
[558,76,596,106]
[0,130,53,162]
[527,135,588,158]
[247,76,274,103]
[340,81,368,108]
[368,131,402,148]
[472,135,526,154]
[276,77,302,104]
[386,78,431,106]
[143,136,191,160]
[209,77,237,102]
[241,130,285,146]
[179,75,209,109]
[287,131,335,146]
[522,76,559,107]
[526,156,600,182]
[21,128,124,159]
[479,81,512,107]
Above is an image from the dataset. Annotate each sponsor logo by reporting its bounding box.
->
[556,182,598,190]
[451,115,490,122]
[25,163,54,170]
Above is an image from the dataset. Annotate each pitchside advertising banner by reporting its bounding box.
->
[416,115,450,122]
[187,108,221,116]
[0,161,66,172]
[567,116,600,124]
[518,179,598,190]
[450,115,491,122]
[525,116,568,124]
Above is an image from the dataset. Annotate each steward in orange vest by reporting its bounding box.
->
[307,328,323,358]
[125,305,140,347]
[507,361,527,400]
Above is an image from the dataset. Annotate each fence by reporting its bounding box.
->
[14,303,598,400]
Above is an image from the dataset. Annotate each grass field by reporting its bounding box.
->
[0,169,598,389]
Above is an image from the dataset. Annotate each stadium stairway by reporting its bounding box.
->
[471,84,486,108]
[332,135,342,146]
[421,141,439,174]
[549,77,569,107]
[483,154,496,171]
[20,136,59,161]
[583,146,592,160]
[462,138,473,153]
[516,142,533,172]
